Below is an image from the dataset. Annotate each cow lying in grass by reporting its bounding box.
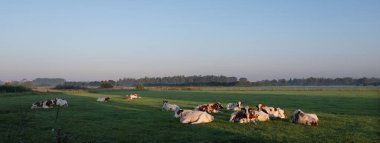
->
[195,102,223,113]
[291,109,319,126]
[31,98,68,109]
[125,94,141,100]
[97,97,111,102]
[226,101,242,111]
[255,110,270,121]
[162,100,180,111]
[256,104,287,119]
[229,106,258,124]
[174,109,214,124]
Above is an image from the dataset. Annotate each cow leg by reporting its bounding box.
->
[229,114,236,122]
[180,118,191,124]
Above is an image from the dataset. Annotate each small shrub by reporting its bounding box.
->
[135,82,144,90]
[100,82,113,89]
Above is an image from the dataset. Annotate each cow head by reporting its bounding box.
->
[237,101,242,107]
[256,104,266,111]
[291,109,303,123]
[276,108,287,119]
[31,102,42,109]
[105,97,111,101]
[174,109,184,118]
[216,102,223,109]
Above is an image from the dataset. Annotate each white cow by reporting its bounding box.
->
[56,98,68,107]
[226,101,242,111]
[174,109,214,124]
[257,104,287,119]
[97,97,111,102]
[125,94,141,100]
[162,100,180,111]
[291,109,319,126]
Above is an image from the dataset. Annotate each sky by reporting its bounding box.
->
[0,0,379,81]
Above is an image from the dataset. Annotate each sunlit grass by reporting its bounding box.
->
[0,89,379,142]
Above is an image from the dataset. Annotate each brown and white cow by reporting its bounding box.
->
[31,98,68,109]
[194,102,223,113]
[125,94,141,100]
[97,97,111,102]
[255,110,270,122]
[291,109,319,126]
[256,104,287,119]
[174,109,214,124]
[229,106,259,124]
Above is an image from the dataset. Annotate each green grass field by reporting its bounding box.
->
[0,88,379,143]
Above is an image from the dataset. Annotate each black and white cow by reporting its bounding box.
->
[97,97,111,102]
[31,98,68,109]
[291,109,319,126]
[226,101,242,111]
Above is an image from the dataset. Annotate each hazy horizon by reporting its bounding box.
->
[1,0,379,81]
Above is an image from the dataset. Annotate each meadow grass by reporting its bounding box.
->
[0,88,379,143]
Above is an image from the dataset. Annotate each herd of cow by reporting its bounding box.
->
[31,94,319,126]
[163,100,319,126]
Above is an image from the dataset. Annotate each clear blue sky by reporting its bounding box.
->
[1,0,379,81]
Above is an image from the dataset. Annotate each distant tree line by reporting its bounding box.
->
[32,78,65,86]
[0,85,31,93]
[250,77,380,86]
[2,76,379,88]
[63,75,238,87]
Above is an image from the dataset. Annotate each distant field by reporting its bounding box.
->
[0,88,379,143]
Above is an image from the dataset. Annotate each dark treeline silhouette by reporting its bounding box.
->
[6,76,378,88]
[250,77,380,86]
[61,76,380,87]
[32,78,65,86]
[117,75,238,86]
[64,75,238,87]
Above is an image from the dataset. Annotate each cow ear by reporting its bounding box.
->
[176,110,183,115]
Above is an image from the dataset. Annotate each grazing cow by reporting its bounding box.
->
[291,109,319,126]
[162,100,180,111]
[174,109,214,124]
[229,106,258,124]
[195,102,224,113]
[226,101,242,111]
[97,97,111,102]
[31,98,68,109]
[125,94,141,100]
[256,104,287,119]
